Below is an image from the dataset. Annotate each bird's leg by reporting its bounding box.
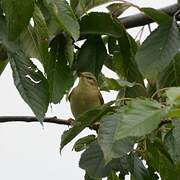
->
[66,118,75,126]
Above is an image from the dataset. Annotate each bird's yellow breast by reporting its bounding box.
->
[69,85,101,118]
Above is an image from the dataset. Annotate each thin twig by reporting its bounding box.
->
[147,24,152,33]
[138,26,145,42]
[116,97,133,102]
[135,26,144,40]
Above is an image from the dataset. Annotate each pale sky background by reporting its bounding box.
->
[0,0,176,180]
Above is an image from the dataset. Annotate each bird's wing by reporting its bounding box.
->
[98,91,104,105]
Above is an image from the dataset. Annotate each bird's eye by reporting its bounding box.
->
[87,77,93,80]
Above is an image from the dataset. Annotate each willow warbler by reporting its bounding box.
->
[68,72,104,118]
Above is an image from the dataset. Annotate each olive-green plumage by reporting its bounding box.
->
[69,72,104,118]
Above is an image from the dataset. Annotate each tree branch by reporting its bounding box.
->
[119,3,180,29]
[0,116,100,130]
[0,116,73,126]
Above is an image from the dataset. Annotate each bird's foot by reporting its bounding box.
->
[66,118,75,125]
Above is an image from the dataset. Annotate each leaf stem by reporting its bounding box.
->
[116,97,133,102]
[151,87,169,100]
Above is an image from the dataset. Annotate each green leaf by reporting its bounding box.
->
[1,0,35,40]
[70,0,79,12]
[60,102,113,151]
[128,153,151,180]
[0,15,7,41]
[85,172,101,180]
[36,1,58,38]
[14,5,49,69]
[80,141,109,178]
[107,171,119,180]
[146,165,159,180]
[98,112,135,162]
[158,152,177,180]
[80,12,123,37]
[47,34,74,104]
[146,137,177,180]
[79,141,129,178]
[166,87,180,107]
[32,5,49,70]
[107,2,131,17]
[9,51,49,123]
[18,27,39,59]
[0,44,8,75]
[0,59,8,76]
[115,99,165,140]
[76,36,107,78]
[168,108,180,118]
[73,135,96,152]
[64,37,74,68]
[70,0,115,17]
[140,7,171,25]
[116,28,146,98]
[107,37,119,55]
[117,29,140,79]
[117,85,147,100]
[135,17,180,81]
[100,77,135,91]
[110,51,124,75]
[164,119,180,166]
[0,6,3,15]
[158,53,180,88]
[45,0,79,41]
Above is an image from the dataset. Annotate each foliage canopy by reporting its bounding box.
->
[0,0,180,179]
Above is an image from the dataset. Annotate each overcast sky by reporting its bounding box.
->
[0,0,176,180]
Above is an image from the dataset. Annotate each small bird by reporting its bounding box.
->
[68,72,104,118]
